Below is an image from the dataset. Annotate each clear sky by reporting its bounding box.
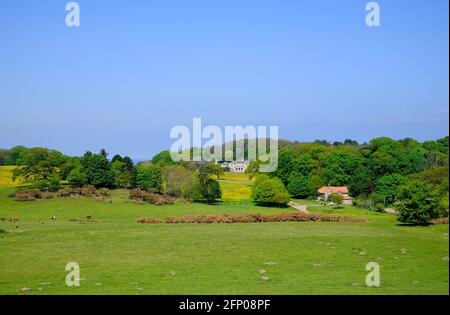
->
[0,0,448,159]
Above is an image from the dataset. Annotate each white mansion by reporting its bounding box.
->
[218,160,250,173]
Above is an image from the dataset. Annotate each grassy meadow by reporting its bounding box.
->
[0,166,21,188]
[0,167,448,294]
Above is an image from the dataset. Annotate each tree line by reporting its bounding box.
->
[2,147,224,203]
[1,135,448,224]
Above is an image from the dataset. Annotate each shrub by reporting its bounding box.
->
[58,186,108,198]
[327,193,343,206]
[251,175,289,206]
[79,185,97,196]
[13,185,109,201]
[137,212,365,224]
[96,188,109,196]
[353,193,384,211]
[375,203,385,212]
[41,191,56,199]
[129,189,174,205]
[13,189,42,201]
[137,217,162,224]
[430,217,449,225]
[129,188,147,200]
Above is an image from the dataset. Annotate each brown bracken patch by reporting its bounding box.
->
[137,212,366,224]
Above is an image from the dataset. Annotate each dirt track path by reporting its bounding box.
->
[288,201,310,214]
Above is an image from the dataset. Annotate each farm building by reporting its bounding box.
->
[317,186,353,205]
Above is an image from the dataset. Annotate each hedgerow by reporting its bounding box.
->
[137,212,365,224]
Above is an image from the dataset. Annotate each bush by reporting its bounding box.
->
[327,193,343,206]
[375,203,385,212]
[13,189,42,201]
[96,188,109,196]
[129,189,174,205]
[58,186,106,197]
[251,175,289,206]
[137,217,162,224]
[137,212,365,224]
[13,185,109,202]
[13,189,56,201]
[430,217,449,225]
[353,193,384,211]
[41,191,56,199]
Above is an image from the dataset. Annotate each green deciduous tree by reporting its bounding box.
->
[394,179,444,225]
[151,151,174,166]
[204,163,224,179]
[292,154,315,177]
[251,174,289,205]
[12,147,66,190]
[375,173,404,205]
[110,155,136,188]
[349,167,375,197]
[287,174,314,198]
[162,165,196,199]
[272,148,295,185]
[245,160,261,179]
[322,151,359,186]
[193,163,223,203]
[136,164,163,192]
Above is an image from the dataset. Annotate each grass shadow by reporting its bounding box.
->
[193,200,223,206]
[396,223,432,227]
[254,203,290,209]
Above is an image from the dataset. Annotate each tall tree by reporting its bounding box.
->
[75,151,115,188]
[12,147,65,189]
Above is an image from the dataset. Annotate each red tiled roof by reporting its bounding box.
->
[317,186,349,194]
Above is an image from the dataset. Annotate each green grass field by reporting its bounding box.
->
[0,168,448,294]
[219,172,253,201]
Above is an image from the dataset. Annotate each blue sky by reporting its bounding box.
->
[0,0,448,159]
